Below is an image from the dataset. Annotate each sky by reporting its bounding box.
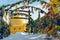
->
[0,0,49,6]
[0,0,49,20]
[0,0,21,6]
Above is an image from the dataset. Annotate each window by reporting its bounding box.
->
[53,4,56,8]
[14,28,16,30]
[58,0,60,2]
[19,28,21,30]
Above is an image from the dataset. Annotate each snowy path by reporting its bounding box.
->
[1,32,58,40]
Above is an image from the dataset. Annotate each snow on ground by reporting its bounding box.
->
[1,32,58,40]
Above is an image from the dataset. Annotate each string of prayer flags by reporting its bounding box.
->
[45,4,50,9]
[42,3,46,9]
[40,1,44,5]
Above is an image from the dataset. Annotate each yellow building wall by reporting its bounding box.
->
[10,19,27,34]
[51,0,60,15]
[52,6,58,15]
